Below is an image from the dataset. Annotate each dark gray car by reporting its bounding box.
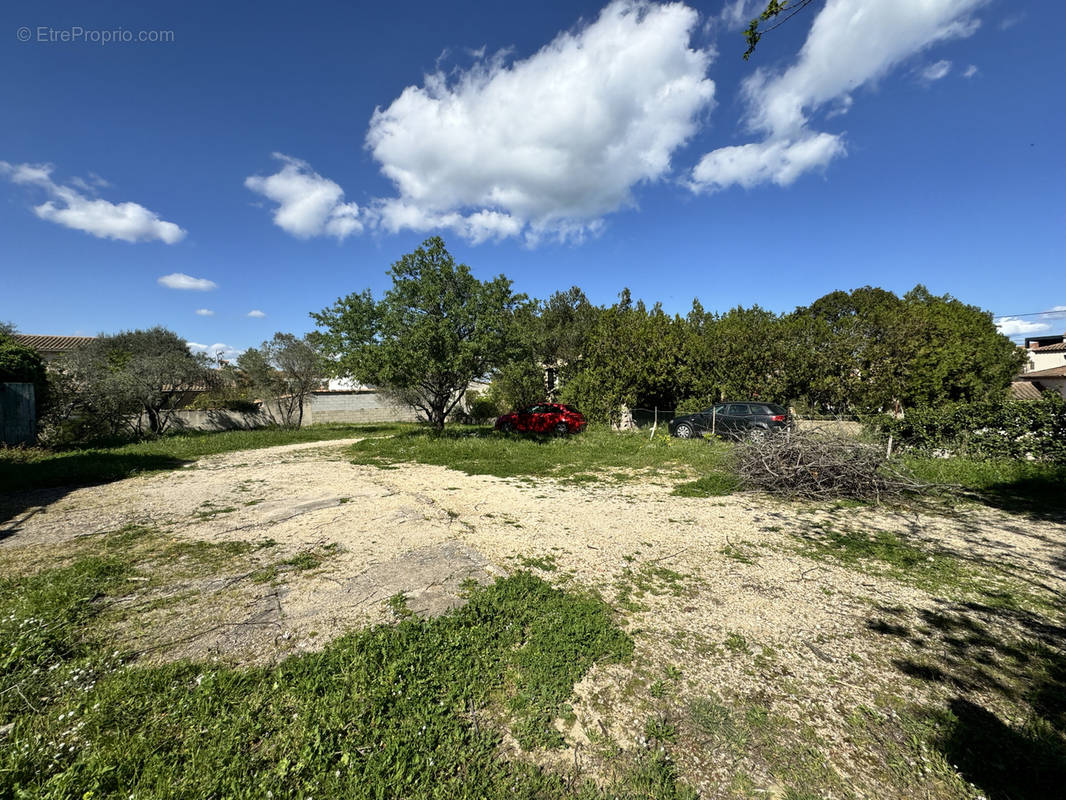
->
[668,402,792,439]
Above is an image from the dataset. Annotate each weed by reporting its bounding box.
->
[615,564,694,612]
[724,633,750,654]
[518,554,558,572]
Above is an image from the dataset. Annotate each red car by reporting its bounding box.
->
[495,403,587,435]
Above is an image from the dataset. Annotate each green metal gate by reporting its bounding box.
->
[0,382,36,445]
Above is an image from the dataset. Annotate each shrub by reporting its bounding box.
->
[465,392,500,424]
[870,396,1066,462]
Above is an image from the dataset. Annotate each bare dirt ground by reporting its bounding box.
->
[2,437,1063,797]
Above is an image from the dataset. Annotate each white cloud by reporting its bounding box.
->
[195,308,214,316]
[0,161,186,243]
[364,0,714,243]
[245,153,362,240]
[158,273,218,291]
[1041,306,1066,320]
[995,317,1051,337]
[690,133,845,191]
[919,59,952,82]
[246,309,266,318]
[962,64,978,78]
[717,0,764,30]
[999,13,1025,31]
[690,0,986,193]
[186,341,244,363]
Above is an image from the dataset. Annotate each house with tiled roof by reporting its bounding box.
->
[1011,332,1066,399]
[1023,332,1066,373]
[11,334,95,362]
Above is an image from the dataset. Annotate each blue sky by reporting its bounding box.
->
[1,0,1063,359]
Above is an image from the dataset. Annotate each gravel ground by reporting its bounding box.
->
[2,437,1062,797]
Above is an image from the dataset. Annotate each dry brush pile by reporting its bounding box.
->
[732,429,935,502]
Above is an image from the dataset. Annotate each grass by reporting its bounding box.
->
[906,456,1066,516]
[0,423,410,493]
[348,425,737,492]
[0,532,708,799]
[794,522,1056,612]
[684,692,848,799]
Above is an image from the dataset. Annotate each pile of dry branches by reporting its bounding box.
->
[732,429,932,502]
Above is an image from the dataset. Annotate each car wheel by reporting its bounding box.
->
[675,422,694,439]
[748,427,768,442]
[553,422,569,436]
[500,421,515,433]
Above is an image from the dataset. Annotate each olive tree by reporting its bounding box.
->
[55,327,213,437]
[311,237,523,430]
[238,333,326,428]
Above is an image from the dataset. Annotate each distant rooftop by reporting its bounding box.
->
[11,334,95,353]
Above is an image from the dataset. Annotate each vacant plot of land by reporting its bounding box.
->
[1,430,1063,799]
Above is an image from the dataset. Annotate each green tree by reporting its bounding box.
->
[792,286,1024,414]
[55,328,212,437]
[238,333,326,428]
[560,293,699,422]
[311,237,523,430]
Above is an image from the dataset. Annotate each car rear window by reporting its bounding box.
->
[725,404,750,415]
[562,405,580,413]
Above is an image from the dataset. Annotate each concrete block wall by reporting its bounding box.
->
[306,391,419,424]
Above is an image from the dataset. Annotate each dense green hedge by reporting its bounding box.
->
[870,395,1066,461]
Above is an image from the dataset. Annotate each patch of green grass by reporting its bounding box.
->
[724,633,750,655]
[671,471,740,497]
[687,693,847,799]
[517,553,559,572]
[795,524,1055,611]
[615,563,695,612]
[720,541,758,564]
[348,426,737,493]
[906,456,1066,516]
[251,543,340,584]
[0,424,413,493]
[0,545,663,799]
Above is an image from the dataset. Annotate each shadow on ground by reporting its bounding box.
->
[868,598,1066,800]
[967,472,1066,522]
[0,452,188,530]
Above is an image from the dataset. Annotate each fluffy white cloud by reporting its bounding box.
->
[995,317,1050,337]
[690,133,845,191]
[0,161,185,243]
[690,0,986,193]
[962,64,978,78]
[186,341,243,363]
[245,153,362,240]
[246,309,266,318]
[195,308,214,316]
[920,59,952,82]
[158,273,217,291]
[364,0,714,243]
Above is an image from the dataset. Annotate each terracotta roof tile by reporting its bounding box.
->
[1009,381,1044,401]
[1018,365,1066,378]
[11,334,95,352]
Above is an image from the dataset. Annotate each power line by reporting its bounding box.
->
[992,308,1066,319]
